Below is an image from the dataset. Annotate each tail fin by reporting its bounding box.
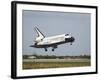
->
[34,27,45,39]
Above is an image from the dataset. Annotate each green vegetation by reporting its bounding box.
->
[23,54,90,59]
[23,54,91,69]
[23,61,90,69]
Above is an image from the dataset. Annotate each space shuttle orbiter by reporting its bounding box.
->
[30,27,75,51]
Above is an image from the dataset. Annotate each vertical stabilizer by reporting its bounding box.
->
[34,27,45,42]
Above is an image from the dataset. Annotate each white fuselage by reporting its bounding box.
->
[36,34,71,45]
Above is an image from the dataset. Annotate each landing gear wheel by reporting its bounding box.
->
[70,43,72,45]
[52,48,54,51]
[34,43,37,45]
[45,48,47,51]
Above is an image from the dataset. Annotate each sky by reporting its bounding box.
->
[22,10,91,56]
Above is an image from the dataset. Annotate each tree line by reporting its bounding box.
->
[23,54,90,59]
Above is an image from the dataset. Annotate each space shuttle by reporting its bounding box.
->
[30,27,75,51]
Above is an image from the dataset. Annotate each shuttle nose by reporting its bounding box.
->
[65,36,75,42]
[71,37,75,42]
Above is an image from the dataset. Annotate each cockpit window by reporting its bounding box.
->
[65,34,69,36]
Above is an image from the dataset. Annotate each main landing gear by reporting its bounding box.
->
[44,45,57,52]
[44,48,47,51]
[44,48,54,51]
[52,48,54,51]
[52,45,57,51]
